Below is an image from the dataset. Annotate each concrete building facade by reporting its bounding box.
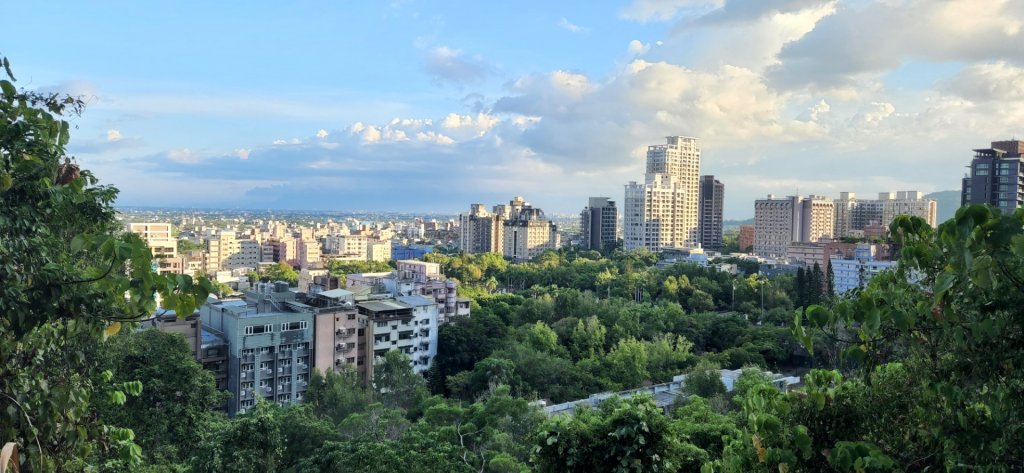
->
[754,195,835,258]
[580,197,618,252]
[200,285,315,415]
[624,136,701,251]
[501,197,560,262]
[458,204,505,254]
[206,231,260,273]
[698,176,724,251]
[831,245,897,294]
[834,191,937,238]
[962,140,1024,213]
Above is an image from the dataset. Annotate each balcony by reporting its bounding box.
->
[335,343,353,353]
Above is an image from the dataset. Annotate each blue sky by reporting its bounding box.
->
[4,0,1024,218]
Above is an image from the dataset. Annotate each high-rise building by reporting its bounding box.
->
[580,197,618,252]
[962,140,1024,213]
[833,191,937,238]
[501,197,560,262]
[458,204,504,254]
[200,284,315,416]
[698,176,724,251]
[753,195,835,258]
[624,136,702,251]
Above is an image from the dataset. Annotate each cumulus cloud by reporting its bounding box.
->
[945,62,1024,102]
[234,148,251,160]
[768,0,1024,90]
[415,131,455,145]
[558,18,588,33]
[423,46,494,85]
[628,40,651,56]
[316,129,329,139]
[106,129,123,142]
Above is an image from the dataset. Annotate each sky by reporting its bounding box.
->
[4,0,1024,218]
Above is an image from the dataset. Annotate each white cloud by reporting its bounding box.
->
[769,0,1024,90]
[558,18,588,33]
[234,148,251,160]
[628,40,651,56]
[440,113,500,137]
[106,129,123,142]
[316,129,329,139]
[415,131,455,145]
[945,62,1024,102]
[167,148,200,164]
[272,139,287,145]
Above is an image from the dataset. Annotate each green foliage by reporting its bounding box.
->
[259,261,298,286]
[326,259,394,278]
[534,395,681,473]
[304,366,373,424]
[373,349,428,412]
[684,360,726,399]
[0,54,211,471]
[793,207,1024,468]
[95,329,229,467]
[191,401,285,473]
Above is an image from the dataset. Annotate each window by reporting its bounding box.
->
[259,380,270,388]
[375,321,387,328]
[241,348,255,356]
[976,169,989,176]
[281,321,308,331]
[259,362,271,370]
[347,313,356,320]
[259,346,273,354]
[244,324,273,335]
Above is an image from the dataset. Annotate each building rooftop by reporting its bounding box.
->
[357,299,412,313]
[318,288,354,299]
[395,295,435,307]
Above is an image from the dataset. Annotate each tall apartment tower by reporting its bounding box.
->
[697,176,724,251]
[502,197,560,262]
[624,136,702,251]
[458,204,504,254]
[753,195,835,258]
[962,140,1024,213]
[580,197,618,252]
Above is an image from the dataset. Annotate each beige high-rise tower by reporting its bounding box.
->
[624,136,702,251]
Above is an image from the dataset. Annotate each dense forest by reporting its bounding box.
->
[2,55,1023,472]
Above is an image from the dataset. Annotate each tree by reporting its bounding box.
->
[373,350,428,412]
[261,261,298,286]
[570,316,607,361]
[683,359,725,399]
[602,338,649,389]
[95,329,229,467]
[0,55,211,470]
[533,395,681,473]
[305,367,373,425]
[792,208,1024,468]
[191,401,284,473]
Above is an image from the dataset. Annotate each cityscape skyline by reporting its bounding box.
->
[6,1,1023,218]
